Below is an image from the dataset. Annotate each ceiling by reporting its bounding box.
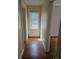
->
[24,0,46,5]
[23,0,61,6]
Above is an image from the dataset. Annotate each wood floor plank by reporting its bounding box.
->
[22,38,58,59]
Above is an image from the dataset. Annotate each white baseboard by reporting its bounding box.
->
[41,38,50,52]
[41,38,46,52]
[19,48,24,59]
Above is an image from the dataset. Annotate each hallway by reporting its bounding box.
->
[22,37,58,59]
[18,0,61,59]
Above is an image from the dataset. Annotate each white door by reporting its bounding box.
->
[28,8,40,37]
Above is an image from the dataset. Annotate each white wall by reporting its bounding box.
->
[41,1,49,51]
[50,1,61,36]
[18,0,28,59]
[21,0,28,40]
[18,0,24,59]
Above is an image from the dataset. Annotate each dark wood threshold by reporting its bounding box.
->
[28,36,40,38]
[28,36,58,38]
[51,36,58,38]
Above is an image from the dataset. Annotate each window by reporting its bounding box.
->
[31,11,39,29]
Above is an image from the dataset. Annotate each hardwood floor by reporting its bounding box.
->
[22,37,58,59]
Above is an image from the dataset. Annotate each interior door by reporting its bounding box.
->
[28,8,40,37]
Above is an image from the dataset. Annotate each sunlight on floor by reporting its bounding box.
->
[37,38,42,41]
[31,43,38,56]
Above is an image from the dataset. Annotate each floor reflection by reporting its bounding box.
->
[31,43,38,56]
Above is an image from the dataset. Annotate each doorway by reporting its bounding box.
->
[28,6,41,38]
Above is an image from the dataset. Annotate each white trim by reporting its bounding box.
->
[42,39,46,51]
[19,49,24,59]
[41,38,47,52]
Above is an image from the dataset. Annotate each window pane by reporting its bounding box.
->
[31,12,39,29]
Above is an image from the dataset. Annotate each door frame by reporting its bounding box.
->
[21,8,26,43]
[27,6,41,38]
